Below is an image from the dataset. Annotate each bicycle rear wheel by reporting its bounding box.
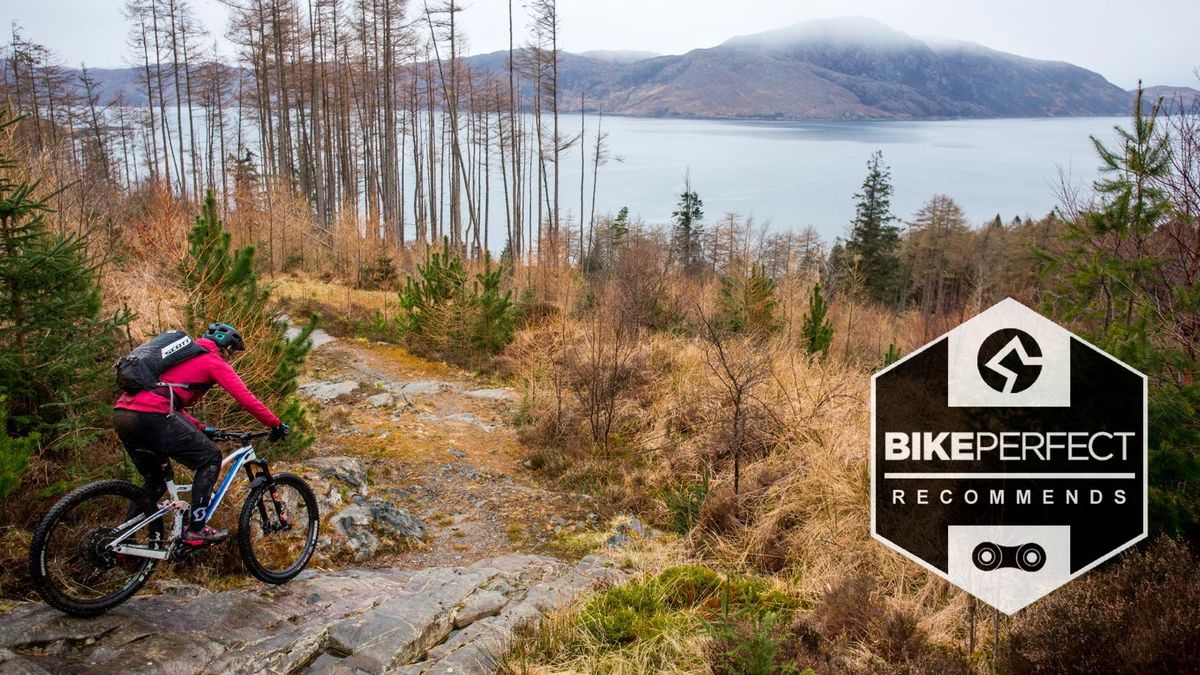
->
[237,473,319,584]
[29,480,164,617]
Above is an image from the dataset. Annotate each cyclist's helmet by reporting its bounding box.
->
[203,323,245,352]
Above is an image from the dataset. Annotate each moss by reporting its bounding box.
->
[546,529,606,561]
[577,565,799,648]
[579,582,697,646]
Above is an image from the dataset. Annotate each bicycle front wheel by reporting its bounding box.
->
[237,473,319,584]
[28,480,164,617]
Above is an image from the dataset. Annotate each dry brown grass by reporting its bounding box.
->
[506,271,976,670]
[273,275,398,317]
[100,259,188,339]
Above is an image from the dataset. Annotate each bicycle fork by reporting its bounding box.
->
[246,460,291,534]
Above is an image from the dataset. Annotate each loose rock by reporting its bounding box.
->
[605,532,632,549]
[367,499,427,539]
[366,392,395,407]
[442,412,494,431]
[306,456,368,488]
[463,388,513,401]
[332,504,381,561]
[617,517,647,539]
[389,380,448,396]
[300,380,361,402]
[283,320,338,349]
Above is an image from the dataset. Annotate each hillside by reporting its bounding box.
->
[14,18,1195,120]
[482,18,1138,120]
[1141,84,1200,110]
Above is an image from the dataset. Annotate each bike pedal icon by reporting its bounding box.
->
[972,541,1046,572]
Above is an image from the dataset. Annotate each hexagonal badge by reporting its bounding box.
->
[871,298,1147,614]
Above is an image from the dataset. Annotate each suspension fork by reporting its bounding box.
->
[245,460,290,531]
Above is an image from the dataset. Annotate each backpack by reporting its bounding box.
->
[115,330,209,394]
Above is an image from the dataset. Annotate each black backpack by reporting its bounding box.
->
[115,330,209,394]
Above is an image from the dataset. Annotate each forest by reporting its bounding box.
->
[1,1,1199,672]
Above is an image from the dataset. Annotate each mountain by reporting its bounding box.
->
[16,18,1197,121]
[480,18,1136,120]
[577,49,659,64]
[76,66,162,106]
[1140,85,1199,110]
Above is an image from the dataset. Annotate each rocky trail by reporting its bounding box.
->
[296,335,607,568]
[0,333,639,674]
[0,554,625,674]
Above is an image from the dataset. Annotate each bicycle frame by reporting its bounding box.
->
[107,444,260,560]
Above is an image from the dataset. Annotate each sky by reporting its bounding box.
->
[4,0,1198,89]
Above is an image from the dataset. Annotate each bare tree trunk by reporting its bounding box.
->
[589,109,607,263]
[166,0,188,200]
[150,0,174,195]
[578,93,585,265]
[133,17,161,184]
[180,4,200,199]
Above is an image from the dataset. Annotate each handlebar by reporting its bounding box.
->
[208,429,272,443]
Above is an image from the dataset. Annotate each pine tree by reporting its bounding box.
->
[671,174,704,273]
[1047,86,1200,539]
[717,264,781,336]
[399,239,469,347]
[846,150,902,304]
[800,282,834,357]
[744,266,780,334]
[883,342,901,367]
[1054,86,1172,334]
[611,206,629,248]
[0,396,36,499]
[179,189,314,454]
[0,113,128,444]
[399,239,515,363]
[471,253,515,355]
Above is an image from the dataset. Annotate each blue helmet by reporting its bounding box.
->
[202,323,245,352]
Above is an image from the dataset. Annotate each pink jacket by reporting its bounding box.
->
[114,338,281,430]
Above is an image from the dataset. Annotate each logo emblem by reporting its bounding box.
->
[871,298,1147,614]
[977,328,1043,393]
[161,335,193,359]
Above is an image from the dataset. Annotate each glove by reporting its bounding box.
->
[203,426,219,440]
[268,423,291,442]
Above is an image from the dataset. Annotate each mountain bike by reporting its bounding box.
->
[28,430,320,617]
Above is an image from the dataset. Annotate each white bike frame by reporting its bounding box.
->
[106,444,259,560]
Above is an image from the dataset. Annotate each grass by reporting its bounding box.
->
[502,282,980,671]
[272,275,401,343]
[502,560,799,674]
[545,529,608,561]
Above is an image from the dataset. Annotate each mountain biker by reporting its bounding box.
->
[112,323,290,546]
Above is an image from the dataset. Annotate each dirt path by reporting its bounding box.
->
[300,337,602,569]
[0,337,630,675]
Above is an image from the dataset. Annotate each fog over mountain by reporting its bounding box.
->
[31,18,1198,121]
[466,18,1155,120]
[577,50,661,64]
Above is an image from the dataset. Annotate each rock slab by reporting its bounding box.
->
[0,555,627,675]
[300,380,361,402]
